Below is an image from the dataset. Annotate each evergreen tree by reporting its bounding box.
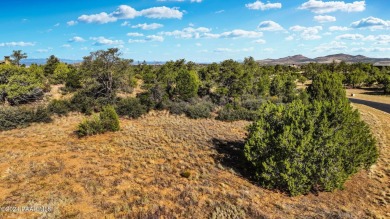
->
[244,71,378,196]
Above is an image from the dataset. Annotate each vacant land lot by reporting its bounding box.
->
[0,99,389,218]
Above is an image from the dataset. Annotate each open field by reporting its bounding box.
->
[0,99,389,218]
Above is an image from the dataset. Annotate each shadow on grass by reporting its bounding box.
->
[349,98,390,114]
[212,138,257,183]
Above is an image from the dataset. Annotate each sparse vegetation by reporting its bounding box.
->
[76,105,120,137]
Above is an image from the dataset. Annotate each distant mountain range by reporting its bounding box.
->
[257,54,390,65]
[20,59,167,66]
[21,59,82,66]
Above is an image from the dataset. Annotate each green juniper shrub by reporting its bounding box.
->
[185,103,212,119]
[216,104,259,121]
[47,99,72,116]
[76,105,120,137]
[77,115,104,137]
[168,101,188,116]
[240,96,264,111]
[99,105,120,132]
[115,97,147,119]
[244,72,378,196]
[70,91,97,115]
[136,91,156,111]
[0,105,52,131]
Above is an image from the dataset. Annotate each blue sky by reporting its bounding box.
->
[0,0,389,62]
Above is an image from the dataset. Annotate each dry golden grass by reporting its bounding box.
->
[0,104,389,218]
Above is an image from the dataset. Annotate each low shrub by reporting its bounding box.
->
[47,99,72,116]
[168,98,214,119]
[76,105,120,137]
[0,105,52,131]
[185,99,214,119]
[77,116,104,137]
[70,91,97,115]
[216,105,259,121]
[99,105,120,132]
[115,97,147,119]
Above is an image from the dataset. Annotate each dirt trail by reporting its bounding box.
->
[352,103,390,213]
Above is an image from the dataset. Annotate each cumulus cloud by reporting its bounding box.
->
[364,35,390,45]
[67,20,78,26]
[220,29,263,38]
[128,35,164,43]
[68,36,86,43]
[78,12,117,24]
[127,32,144,37]
[329,26,350,31]
[0,41,35,47]
[351,47,390,52]
[313,41,347,52]
[146,35,164,42]
[257,21,284,31]
[90,37,124,46]
[132,23,164,30]
[111,5,138,19]
[246,1,282,10]
[289,25,322,40]
[351,16,390,30]
[314,15,336,23]
[160,27,211,39]
[253,39,266,44]
[335,34,364,40]
[78,5,183,24]
[139,6,183,19]
[299,0,365,14]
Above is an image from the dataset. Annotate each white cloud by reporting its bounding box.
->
[314,15,336,23]
[220,29,263,38]
[246,1,282,10]
[78,12,117,24]
[351,47,390,52]
[140,6,183,19]
[215,10,225,14]
[67,20,78,26]
[54,23,60,27]
[121,21,130,26]
[111,5,139,19]
[257,21,284,31]
[351,16,390,30]
[0,41,35,47]
[36,49,50,53]
[253,39,266,44]
[299,0,365,14]
[68,36,86,43]
[127,32,144,37]
[90,37,124,46]
[160,27,211,39]
[128,39,146,43]
[313,41,347,52]
[335,33,364,40]
[285,35,294,41]
[195,43,202,47]
[78,5,183,24]
[146,35,164,42]
[289,25,322,40]
[61,44,71,48]
[329,26,350,31]
[132,23,164,30]
[364,35,390,45]
[263,48,274,52]
[214,48,232,53]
